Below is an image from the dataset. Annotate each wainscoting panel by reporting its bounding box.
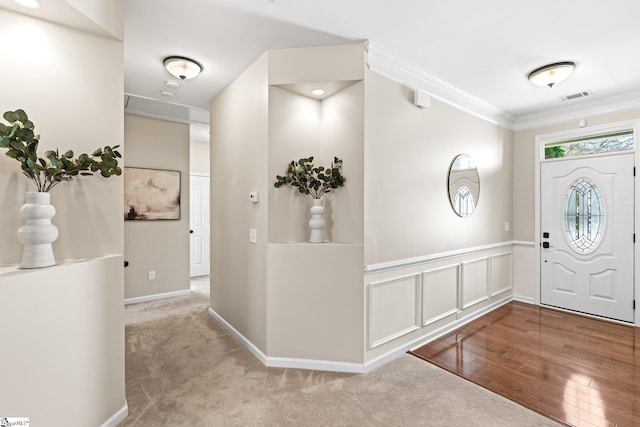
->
[461,257,489,309]
[368,274,420,349]
[490,252,513,297]
[364,242,517,365]
[421,265,459,326]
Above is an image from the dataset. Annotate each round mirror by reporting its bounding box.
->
[448,154,480,217]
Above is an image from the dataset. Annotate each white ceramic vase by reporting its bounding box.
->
[309,198,325,243]
[17,191,58,269]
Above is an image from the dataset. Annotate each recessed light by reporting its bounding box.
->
[311,88,324,96]
[13,0,40,8]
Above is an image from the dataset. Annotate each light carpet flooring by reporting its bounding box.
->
[122,279,561,426]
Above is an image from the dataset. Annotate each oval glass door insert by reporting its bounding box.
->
[564,177,605,253]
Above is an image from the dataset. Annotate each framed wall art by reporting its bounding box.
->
[124,167,181,220]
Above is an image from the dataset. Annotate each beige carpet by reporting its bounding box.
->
[122,280,561,426]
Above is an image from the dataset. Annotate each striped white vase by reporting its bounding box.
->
[17,191,58,269]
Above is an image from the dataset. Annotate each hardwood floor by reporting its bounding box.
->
[410,302,640,427]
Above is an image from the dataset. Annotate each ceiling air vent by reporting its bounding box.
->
[557,91,592,102]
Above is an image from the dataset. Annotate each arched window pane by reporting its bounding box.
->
[453,185,475,217]
[564,177,604,253]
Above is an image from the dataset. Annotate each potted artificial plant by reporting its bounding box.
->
[0,109,122,268]
[274,156,346,243]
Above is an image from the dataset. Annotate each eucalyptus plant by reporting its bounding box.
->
[0,109,122,192]
[274,156,346,199]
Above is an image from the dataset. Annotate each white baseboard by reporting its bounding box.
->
[125,289,190,305]
[267,357,365,374]
[207,307,267,365]
[363,295,514,372]
[513,295,536,304]
[208,307,366,373]
[209,297,514,374]
[100,402,128,427]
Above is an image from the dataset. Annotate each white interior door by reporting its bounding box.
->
[190,174,210,277]
[540,153,634,322]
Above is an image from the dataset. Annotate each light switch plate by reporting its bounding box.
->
[249,228,257,244]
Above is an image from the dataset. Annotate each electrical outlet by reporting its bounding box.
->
[249,228,257,244]
[148,270,156,280]
[504,222,510,232]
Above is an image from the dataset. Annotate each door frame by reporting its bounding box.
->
[190,172,211,278]
[534,119,640,327]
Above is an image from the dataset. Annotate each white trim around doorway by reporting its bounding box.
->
[534,119,640,327]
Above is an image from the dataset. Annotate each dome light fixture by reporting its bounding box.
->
[528,62,576,88]
[311,88,325,96]
[163,56,203,80]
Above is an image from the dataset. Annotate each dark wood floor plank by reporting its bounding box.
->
[410,302,640,427]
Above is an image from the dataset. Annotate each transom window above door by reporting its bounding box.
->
[544,130,634,160]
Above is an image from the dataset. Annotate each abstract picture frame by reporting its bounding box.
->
[124,167,181,220]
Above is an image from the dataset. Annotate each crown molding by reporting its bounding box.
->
[364,41,640,133]
[364,40,515,130]
[513,90,640,131]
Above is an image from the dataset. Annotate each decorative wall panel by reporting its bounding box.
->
[489,252,513,296]
[422,265,459,326]
[462,257,489,309]
[368,274,420,348]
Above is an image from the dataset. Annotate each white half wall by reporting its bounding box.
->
[0,256,126,426]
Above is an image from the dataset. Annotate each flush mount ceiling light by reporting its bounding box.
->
[311,88,325,96]
[163,56,202,80]
[528,62,576,88]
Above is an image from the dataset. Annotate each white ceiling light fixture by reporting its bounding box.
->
[13,0,40,8]
[163,56,203,80]
[528,61,576,88]
[311,88,325,96]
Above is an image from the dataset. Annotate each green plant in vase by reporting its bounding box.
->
[0,109,122,192]
[0,108,122,268]
[274,156,346,243]
[274,156,345,199]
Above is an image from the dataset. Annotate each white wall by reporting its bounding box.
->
[268,82,364,243]
[210,53,270,352]
[190,139,210,175]
[0,4,125,425]
[364,69,514,266]
[124,114,190,299]
[210,43,517,371]
[1,256,125,426]
[0,8,124,266]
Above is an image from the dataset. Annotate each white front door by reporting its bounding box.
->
[540,153,634,322]
[190,174,210,277]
